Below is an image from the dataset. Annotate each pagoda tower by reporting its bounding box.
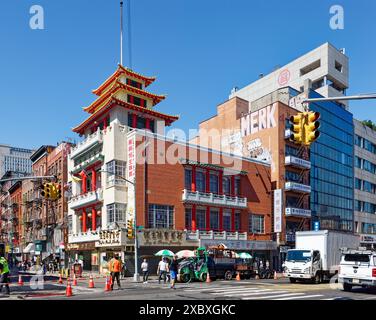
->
[67,65,178,269]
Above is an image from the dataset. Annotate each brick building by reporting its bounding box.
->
[67,65,276,273]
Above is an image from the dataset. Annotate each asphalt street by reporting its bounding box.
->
[3,275,376,300]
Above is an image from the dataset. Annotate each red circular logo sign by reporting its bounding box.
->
[278,69,290,86]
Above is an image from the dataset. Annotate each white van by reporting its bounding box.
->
[338,248,376,292]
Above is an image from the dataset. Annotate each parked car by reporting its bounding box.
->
[339,248,376,292]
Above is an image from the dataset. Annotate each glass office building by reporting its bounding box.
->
[309,90,354,232]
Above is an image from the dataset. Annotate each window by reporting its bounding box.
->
[222,177,231,195]
[106,203,126,225]
[68,216,73,234]
[223,210,232,231]
[209,173,219,194]
[196,208,206,230]
[127,95,147,108]
[249,214,264,234]
[148,204,174,229]
[209,209,219,231]
[312,78,325,90]
[184,168,192,190]
[234,211,241,231]
[185,207,192,229]
[354,135,363,147]
[234,177,241,196]
[364,181,373,193]
[355,156,362,169]
[300,59,321,76]
[335,60,343,73]
[196,171,206,193]
[355,178,362,190]
[126,78,142,89]
[106,160,127,186]
[136,116,146,129]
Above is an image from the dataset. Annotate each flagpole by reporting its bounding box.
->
[120,1,124,66]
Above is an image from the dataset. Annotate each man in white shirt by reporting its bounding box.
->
[141,259,149,284]
[157,257,168,284]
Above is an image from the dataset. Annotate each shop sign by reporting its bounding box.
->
[91,253,99,266]
[274,189,283,233]
[96,230,123,247]
[127,133,136,226]
[66,242,96,251]
[141,229,185,246]
[200,239,277,251]
[240,104,277,136]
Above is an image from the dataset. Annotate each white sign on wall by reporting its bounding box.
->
[240,104,277,137]
[127,134,136,224]
[274,189,283,233]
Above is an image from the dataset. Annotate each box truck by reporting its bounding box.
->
[283,230,360,283]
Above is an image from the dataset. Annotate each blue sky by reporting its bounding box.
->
[0,0,375,149]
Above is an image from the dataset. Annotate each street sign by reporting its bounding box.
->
[313,221,320,231]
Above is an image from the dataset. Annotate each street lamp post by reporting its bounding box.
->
[99,170,140,282]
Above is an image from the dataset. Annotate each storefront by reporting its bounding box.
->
[360,234,376,250]
[66,241,97,271]
[95,229,127,275]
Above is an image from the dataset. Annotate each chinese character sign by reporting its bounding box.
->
[274,189,282,233]
[127,134,136,224]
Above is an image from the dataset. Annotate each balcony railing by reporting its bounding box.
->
[182,189,247,209]
[285,207,311,218]
[72,153,104,174]
[69,188,103,210]
[186,230,248,241]
[285,182,311,194]
[285,155,311,170]
[70,129,103,160]
[68,230,100,243]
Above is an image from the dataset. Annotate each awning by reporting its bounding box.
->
[23,243,35,254]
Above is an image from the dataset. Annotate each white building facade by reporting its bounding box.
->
[230,42,349,110]
[0,144,34,178]
[354,119,376,248]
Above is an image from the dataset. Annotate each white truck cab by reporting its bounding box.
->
[283,249,322,283]
[339,248,376,292]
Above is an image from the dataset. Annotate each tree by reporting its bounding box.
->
[361,120,376,131]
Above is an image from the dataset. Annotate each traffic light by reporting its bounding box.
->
[304,111,320,146]
[40,183,52,199]
[56,184,62,199]
[289,113,304,144]
[127,219,134,238]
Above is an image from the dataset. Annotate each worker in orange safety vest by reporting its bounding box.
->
[108,254,122,290]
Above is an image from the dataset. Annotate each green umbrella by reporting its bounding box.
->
[238,252,252,259]
[155,249,174,257]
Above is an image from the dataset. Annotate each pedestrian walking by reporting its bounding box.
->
[0,256,10,296]
[157,257,168,284]
[108,255,122,290]
[169,255,178,290]
[141,259,149,283]
[121,259,127,279]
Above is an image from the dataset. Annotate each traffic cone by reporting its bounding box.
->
[236,272,241,281]
[206,273,211,283]
[109,275,113,287]
[88,274,95,288]
[18,275,24,286]
[72,273,77,286]
[274,271,278,280]
[66,278,73,297]
[58,273,63,284]
[104,276,111,292]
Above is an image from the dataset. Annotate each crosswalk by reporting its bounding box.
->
[177,284,328,300]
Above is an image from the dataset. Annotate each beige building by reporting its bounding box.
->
[354,119,376,248]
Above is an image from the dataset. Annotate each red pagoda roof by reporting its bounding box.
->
[92,64,156,97]
[73,98,179,134]
[85,81,165,114]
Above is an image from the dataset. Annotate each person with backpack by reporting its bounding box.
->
[0,256,10,296]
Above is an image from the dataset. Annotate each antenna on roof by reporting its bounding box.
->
[120,1,124,66]
[127,0,133,69]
